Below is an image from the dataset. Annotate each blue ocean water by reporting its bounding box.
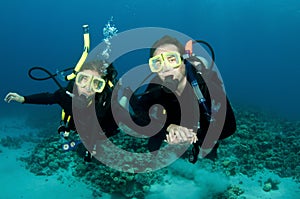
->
[0,1,300,198]
[1,0,299,120]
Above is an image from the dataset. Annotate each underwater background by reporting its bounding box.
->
[0,0,299,199]
[1,0,300,120]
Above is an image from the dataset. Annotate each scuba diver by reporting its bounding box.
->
[5,21,119,162]
[118,35,236,163]
[4,60,119,162]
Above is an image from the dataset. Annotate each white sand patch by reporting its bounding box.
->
[0,117,110,199]
[0,144,98,199]
[229,171,300,199]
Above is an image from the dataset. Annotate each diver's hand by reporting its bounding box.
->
[165,124,198,145]
[4,92,25,103]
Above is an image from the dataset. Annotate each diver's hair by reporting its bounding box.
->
[80,60,117,82]
[106,63,118,84]
[150,35,185,57]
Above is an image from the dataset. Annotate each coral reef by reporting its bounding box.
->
[18,136,75,176]
[0,136,23,149]
[262,177,280,192]
[18,130,166,198]
[2,105,298,198]
[217,106,300,182]
[73,161,165,198]
[0,133,41,149]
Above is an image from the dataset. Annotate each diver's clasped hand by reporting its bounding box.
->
[165,124,198,145]
[4,92,25,103]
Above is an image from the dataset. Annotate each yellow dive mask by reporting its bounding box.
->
[75,72,106,93]
[148,51,182,73]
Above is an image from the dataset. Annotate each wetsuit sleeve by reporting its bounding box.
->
[113,86,154,128]
[129,84,168,152]
[129,83,164,126]
[24,91,60,105]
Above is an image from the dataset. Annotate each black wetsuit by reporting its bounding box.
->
[128,66,236,162]
[23,81,119,151]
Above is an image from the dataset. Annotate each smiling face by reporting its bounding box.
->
[76,69,103,99]
[152,44,187,94]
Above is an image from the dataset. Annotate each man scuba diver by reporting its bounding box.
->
[119,35,236,163]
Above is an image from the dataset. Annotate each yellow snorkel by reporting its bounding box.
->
[60,25,90,135]
[66,24,90,81]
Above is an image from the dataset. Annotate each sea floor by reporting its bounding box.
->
[0,108,299,199]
